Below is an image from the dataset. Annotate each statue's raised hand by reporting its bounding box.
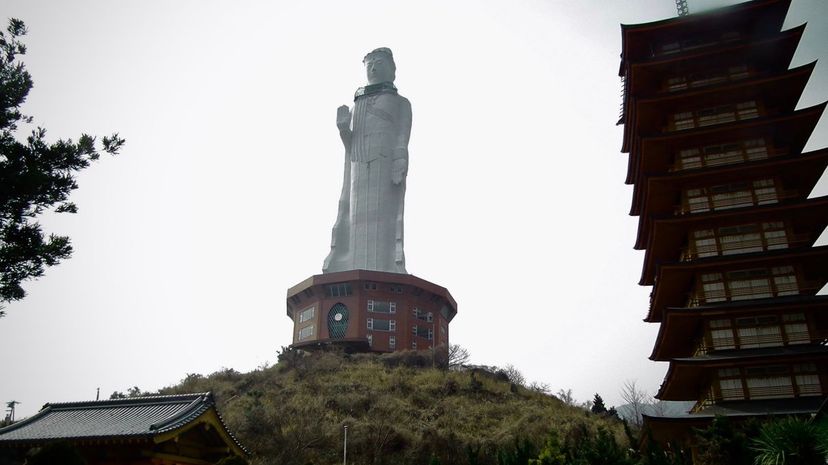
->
[336,105,351,131]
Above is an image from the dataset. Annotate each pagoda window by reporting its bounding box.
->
[715,364,823,401]
[298,324,314,341]
[745,366,793,399]
[671,100,759,131]
[685,221,789,259]
[298,306,315,323]
[681,178,779,214]
[690,266,800,306]
[674,138,769,171]
[716,368,744,400]
[702,315,813,352]
[794,363,823,396]
[655,31,739,57]
[666,65,750,92]
[783,313,811,345]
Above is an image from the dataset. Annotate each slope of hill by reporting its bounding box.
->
[158,350,628,465]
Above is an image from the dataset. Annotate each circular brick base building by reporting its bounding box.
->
[286,270,457,354]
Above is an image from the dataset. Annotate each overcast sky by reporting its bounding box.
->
[2,0,827,418]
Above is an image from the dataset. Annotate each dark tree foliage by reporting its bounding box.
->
[0,18,124,317]
[591,394,607,414]
[693,416,754,465]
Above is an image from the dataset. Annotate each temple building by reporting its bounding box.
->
[0,393,248,464]
[618,0,828,444]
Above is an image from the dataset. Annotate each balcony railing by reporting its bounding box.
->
[719,383,823,400]
[680,233,809,261]
[686,281,822,307]
[676,189,797,216]
[669,148,787,173]
[694,330,827,355]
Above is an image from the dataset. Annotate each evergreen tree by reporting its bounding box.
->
[0,18,124,317]
[591,394,607,414]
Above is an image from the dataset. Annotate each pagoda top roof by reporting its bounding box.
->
[619,0,793,73]
[0,392,248,455]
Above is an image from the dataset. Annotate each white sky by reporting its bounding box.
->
[2,0,827,418]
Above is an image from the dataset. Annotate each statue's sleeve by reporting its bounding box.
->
[394,98,412,161]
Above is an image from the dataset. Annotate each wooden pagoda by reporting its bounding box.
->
[618,0,828,444]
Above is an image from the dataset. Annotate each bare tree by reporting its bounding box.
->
[620,380,651,429]
[528,381,551,394]
[447,344,471,369]
[556,388,577,407]
[500,364,526,386]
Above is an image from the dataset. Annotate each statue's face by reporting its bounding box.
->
[364,54,395,85]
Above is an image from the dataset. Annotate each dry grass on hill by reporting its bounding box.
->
[159,350,628,465]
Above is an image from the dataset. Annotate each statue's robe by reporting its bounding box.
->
[323,84,412,274]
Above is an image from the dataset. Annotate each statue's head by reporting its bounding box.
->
[363,47,396,85]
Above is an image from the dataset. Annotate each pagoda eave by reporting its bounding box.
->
[640,196,828,285]
[646,245,828,322]
[656,345,828,400]
[632,147,828,250]
[625,101,826,186]
[623,26,804,98]
[650,295,828,360]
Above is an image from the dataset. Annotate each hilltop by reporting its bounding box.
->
[156,350,629,465]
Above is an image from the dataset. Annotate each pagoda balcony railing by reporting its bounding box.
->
[675,189,798,216]
[717,383,823,401]
[669,148,788,173]
[686,281,822,307]
[694,331,827,356]
[694,383,824,410]
[680,233,810,261]
[662,67,754,94]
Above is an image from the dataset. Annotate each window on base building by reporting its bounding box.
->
[368,300,396,314]
[368,318,396,332]
[326,283,353,297]
[367,334,373,347]
[298,306,315,323]
[389,336,396,349]
[298,325,314,341]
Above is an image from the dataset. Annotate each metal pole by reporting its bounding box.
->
[343,425,348,465]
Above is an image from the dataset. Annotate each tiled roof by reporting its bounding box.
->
[0,392,247,453]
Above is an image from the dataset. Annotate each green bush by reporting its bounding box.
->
[751,417,828,465]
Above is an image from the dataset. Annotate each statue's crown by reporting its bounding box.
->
[364,47,393,62]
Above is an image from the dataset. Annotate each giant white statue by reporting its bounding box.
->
[323,47,412,274]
